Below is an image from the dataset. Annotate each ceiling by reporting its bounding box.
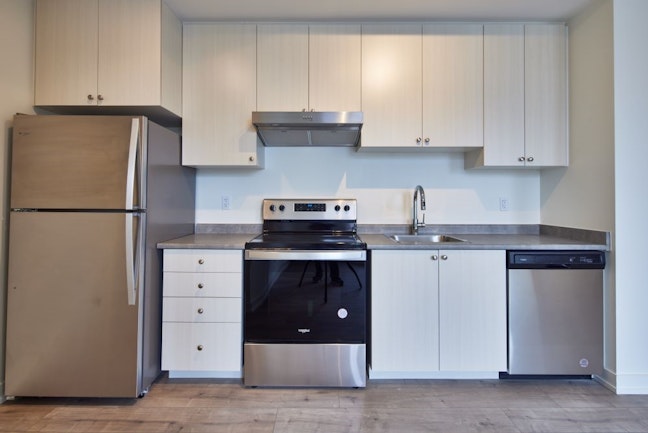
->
[165,0,595,22]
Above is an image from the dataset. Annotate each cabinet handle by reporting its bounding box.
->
[527,156,534,162]
[441,255,448,260]
[197,308,204,314]
[249,156,255,162]
[518,156,525,162]
[424,138,430,144]
[87,94,95,101]
[431,255,438,261]
[416,137,422,144]
[97,94,104,101]
[198,259,204,265]
[197,283,204,289]
[197,345,204,351]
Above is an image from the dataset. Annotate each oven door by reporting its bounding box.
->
[244,250,367,344]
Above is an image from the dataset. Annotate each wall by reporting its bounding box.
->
[612,0,648,394]
[0,0,35,397]
[196,149,540,226]
[550,0,617,385]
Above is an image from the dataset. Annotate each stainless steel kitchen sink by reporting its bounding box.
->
[386,234,466,244]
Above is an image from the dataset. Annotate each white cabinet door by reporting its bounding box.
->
[480,24,526,167]
[257,24,309,111]
[98,0,162,107]
[525,24,568,167]
[422,24,484,149]
[438,250,507,372]
[34,0,99,106]
[182,24,261,167]
[361,24,423,148]
[371,250,439,376]
[309,24,361,111]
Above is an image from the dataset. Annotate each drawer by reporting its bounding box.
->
[163,297,241,323]
[163,249,242,273]
[162,322,242,372]
[163,272,241,297]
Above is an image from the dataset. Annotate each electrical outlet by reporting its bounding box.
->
[499,197,510,212]
[221,195,231,210]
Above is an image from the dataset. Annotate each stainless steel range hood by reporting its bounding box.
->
[252,111,363,147]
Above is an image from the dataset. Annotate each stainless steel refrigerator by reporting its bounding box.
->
[5,115,195,398]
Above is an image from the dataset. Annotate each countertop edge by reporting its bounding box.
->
[158,225,610,251]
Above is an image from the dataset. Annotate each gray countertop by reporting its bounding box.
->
[158,225,609,251]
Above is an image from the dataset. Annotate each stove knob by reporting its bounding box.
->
[279,204,286,211]
[335,205,341,212]
[344,205,351,212]
[269,204,276,212]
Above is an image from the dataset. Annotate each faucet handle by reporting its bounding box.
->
[420,213,426,227]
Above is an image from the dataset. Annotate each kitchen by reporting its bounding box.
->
[0,0,647,427]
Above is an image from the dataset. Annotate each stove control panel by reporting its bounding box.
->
[263,199,357,220]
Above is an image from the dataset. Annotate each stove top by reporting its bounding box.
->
[245,198,365,251]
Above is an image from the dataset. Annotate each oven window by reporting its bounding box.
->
[244,259,367,343]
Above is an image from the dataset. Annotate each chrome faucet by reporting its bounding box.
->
[412,185,426,234]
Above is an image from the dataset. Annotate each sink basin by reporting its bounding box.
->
[386,234,466,244]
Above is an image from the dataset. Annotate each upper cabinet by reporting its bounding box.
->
[422,24,484,149]
[34,0,182,125]
[466,23,568,168]
[361,24,422,149]
[257,24,361,112]
[182,23,263,168]
[361,24,483,149]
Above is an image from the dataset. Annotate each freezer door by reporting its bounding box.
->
[11,115,142,210]
[5,212,144,398]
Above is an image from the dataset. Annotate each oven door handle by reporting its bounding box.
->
[245,250,366,261]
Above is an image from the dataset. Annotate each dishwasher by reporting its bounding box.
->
[507,250,605,376]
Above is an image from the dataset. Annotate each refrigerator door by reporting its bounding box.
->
[5,211,144,398]
[11,115,141,210]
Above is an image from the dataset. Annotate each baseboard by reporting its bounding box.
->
[369,369,500,380]
[167,371,242,379]
[596,368,648,395]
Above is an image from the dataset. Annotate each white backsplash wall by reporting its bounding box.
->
[196,147,540,225]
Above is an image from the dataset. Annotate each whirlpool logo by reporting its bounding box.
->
[297,328,311,334]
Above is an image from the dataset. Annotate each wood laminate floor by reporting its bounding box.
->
[2,376,648,432]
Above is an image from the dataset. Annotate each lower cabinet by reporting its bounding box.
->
[161,249,243,378]
[370,249,506,379]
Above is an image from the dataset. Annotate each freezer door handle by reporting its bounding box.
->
[126,118,139,211]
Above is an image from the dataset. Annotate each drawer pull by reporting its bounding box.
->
[198,259,205,265]
[197,283,204,289]
[197,308,204,314]
[197,345,204,351]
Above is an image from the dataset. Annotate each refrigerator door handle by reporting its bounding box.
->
[124,118,140,305]
[125,212,141,305]
[126,118,140,211]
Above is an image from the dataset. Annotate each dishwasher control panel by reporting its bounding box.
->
[507,250,605,269]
